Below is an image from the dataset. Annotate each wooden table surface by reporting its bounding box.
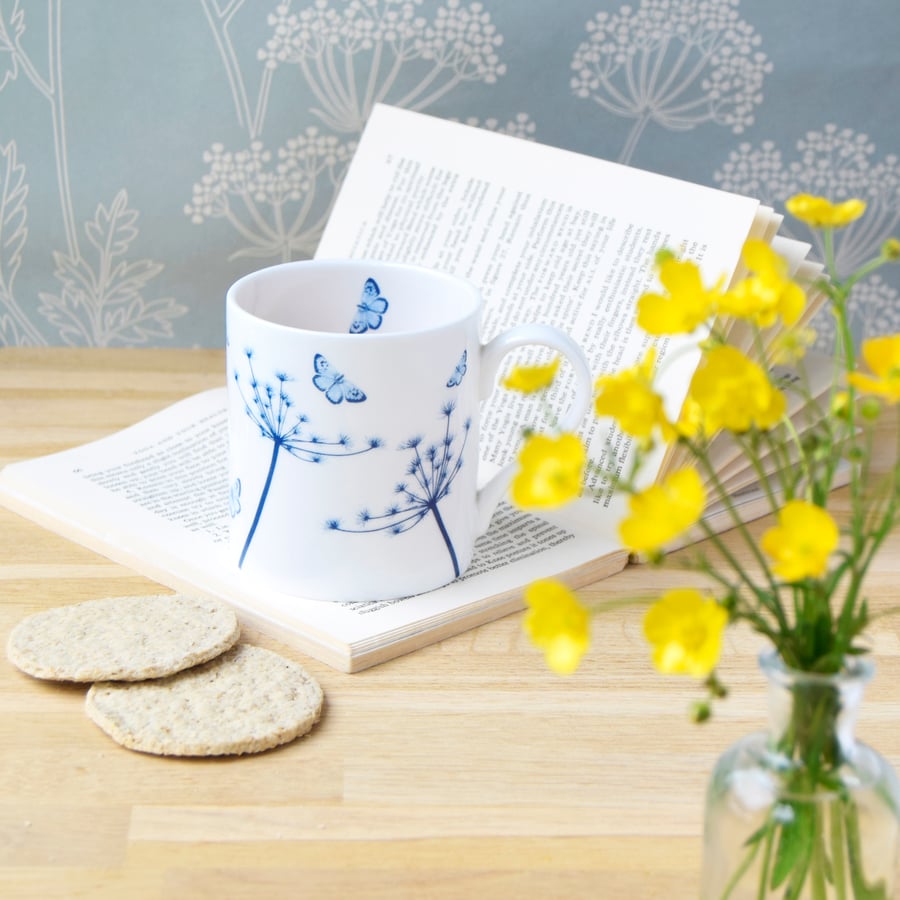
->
[2,348,899,899]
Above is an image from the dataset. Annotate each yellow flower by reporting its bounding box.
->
[502,357,561,393]
[511,433,586,509]
[718,240,806,327]
[847,334,900,404]
[524,579,590,674]
[761,499,839,581]
[593,348,674,442]
[785,194,867,228]
[770,326,817,364]
[619,466,706,554]
[643,589,727,677]
[674,395,704,439]
[637,256,724,335]
[688,345,786,434]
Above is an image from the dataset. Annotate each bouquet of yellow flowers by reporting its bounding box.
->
[506,195,900,899]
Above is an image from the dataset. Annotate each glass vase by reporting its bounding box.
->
[701,651,900,899]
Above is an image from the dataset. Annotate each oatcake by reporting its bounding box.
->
[84,644,324,756]
[6,593,240,682]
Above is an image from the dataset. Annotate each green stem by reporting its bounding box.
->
[757,824,776,900]
[840,253,890,294]
[831,799,848,900]
[692,562,782,643]
[692,439,783,593]
[716,825,764,899]
[810,805,828,900]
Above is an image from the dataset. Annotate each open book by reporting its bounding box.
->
[0,105,822,673]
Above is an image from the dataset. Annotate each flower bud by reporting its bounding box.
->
[705,673,729,699]
[690,700,712,724]
[882,238,900,261]
[655,247,676,266]
[860,397,882,420]
[830,391,850,420]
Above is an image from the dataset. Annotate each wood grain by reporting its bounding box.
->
[2,348,899,899]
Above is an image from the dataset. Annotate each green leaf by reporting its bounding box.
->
[770,802,815,890]
[741,820,771,848]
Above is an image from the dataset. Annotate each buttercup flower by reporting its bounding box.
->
[524,579,590,674]
[593,348,674,443]
[670,394,704,439]
[785,194,867,229]
[619,466,706,555]
[847,334,900,404]
[770,326,817,364]
[512,433,586,508]
[718,239,806,327]
[643,588,727,677]
[637,255,725,335]
[761,499,839,581]
[687,345,786,434]
[503,357,561,393]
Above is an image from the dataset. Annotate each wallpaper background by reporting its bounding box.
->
[1,0,898,349]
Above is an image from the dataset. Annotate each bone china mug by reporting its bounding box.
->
[226,259,591,602]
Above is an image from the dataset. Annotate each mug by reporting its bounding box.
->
[226,259,591,602]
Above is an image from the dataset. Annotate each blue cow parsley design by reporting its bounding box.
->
[327,400,471,578]
[234,349,381,567]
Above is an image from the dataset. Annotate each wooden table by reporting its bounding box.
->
[2,348,899,899]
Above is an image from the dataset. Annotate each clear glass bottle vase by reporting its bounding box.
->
[701,651,900,899]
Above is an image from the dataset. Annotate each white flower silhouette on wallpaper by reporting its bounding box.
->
[455,112,536,140]
[570,0,771,164]
[192,0,509,266]
[0,1,185,346]
[259,0,506,134]
[185,129,356,261]
[714,125,900,348]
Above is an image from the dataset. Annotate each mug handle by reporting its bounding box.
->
[475,323,593,533]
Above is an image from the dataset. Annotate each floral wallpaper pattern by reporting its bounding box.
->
[0,0,897,348]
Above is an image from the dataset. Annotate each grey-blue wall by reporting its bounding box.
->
[1,0,897,348]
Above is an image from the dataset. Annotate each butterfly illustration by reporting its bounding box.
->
[229,478,242,518]
[312,353,367,404]
[446,350,468,387]
[349,278,389,334]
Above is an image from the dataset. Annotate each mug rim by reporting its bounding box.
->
[226,258,483,339]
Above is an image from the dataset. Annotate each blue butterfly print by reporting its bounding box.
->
[312,353,367,404]
[229,478,242,518]
[446,350,468,387]
[349,278,389,334]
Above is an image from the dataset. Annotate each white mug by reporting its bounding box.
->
[226,259,591,602]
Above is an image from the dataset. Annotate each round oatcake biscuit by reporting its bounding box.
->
[84,644,324,756]
[6,593,241,682]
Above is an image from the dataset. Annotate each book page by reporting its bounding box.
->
[317,105,767,493]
